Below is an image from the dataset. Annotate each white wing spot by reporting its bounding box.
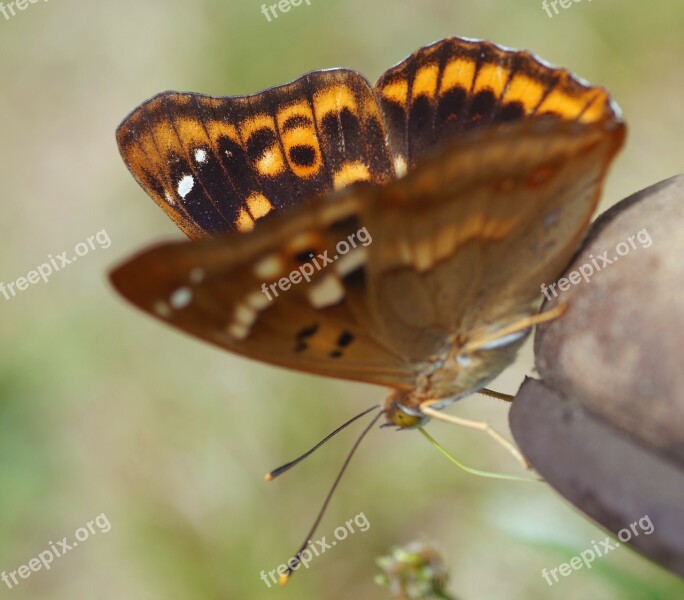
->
[308,275,345,308]
[247,290,271,310]
[413,242,434,272]
[335,248,367,277]
[254,254,283,279]
[194,148,208,164]
[228,323,250,340]
[164,191,176,206]
[169,286,192,310]
[394,156,408,178]
[233,303,257,327]
[177,175,194,199]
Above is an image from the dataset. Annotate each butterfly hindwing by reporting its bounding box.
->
[116,70,395,239]
[375,37,618,170]
[110,186,416,389]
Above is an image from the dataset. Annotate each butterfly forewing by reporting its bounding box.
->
[116,70,395,239]
[375,37,618,171]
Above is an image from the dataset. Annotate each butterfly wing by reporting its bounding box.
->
[375,37,619,170]
[110,186,417,389]
[116,70,395,239]
[364,36,624,361]
[357,117,625,362]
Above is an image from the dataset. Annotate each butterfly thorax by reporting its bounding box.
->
[383,332,527,429]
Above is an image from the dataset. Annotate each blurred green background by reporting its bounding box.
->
[1,0,683,598]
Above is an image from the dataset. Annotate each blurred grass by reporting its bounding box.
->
[1,0,683,598]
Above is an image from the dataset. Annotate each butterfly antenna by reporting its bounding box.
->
[278,406,384,585]
[265,404,381,480]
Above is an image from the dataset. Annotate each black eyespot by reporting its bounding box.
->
[437,86,467,123]
[289,145,317,167]
[296,322,318,340]
[282,115,313,131]
[409,95,432,130]
[342,266,365,287]
[466,89,497,124]
[321,108,362,148]
[329,215,360,234]
[247,128,277,159]
[497,101,525,122]
[295,249,316,264]
[337,331,354,347]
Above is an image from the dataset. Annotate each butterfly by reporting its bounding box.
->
[111,33,623,426]
[111,36,624,581]
[111,38,625,474]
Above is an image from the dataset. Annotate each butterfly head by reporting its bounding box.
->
[383,391,427,429]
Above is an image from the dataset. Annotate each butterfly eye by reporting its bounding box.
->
[385,401,423,429]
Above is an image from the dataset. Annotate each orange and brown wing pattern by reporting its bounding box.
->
[375,37,621,170]
[116,69,394,239]
[111,38,626,390]
[110,188,416,389]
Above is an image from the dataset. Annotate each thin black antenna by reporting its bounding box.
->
[278,406,384,585]
[265,404,381,481]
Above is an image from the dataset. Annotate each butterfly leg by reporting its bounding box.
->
[463,302,567,354]
[478,388,514,402]
[419,401,530,470]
